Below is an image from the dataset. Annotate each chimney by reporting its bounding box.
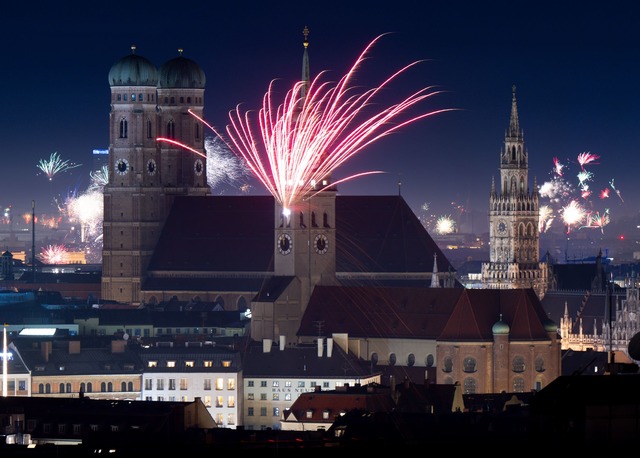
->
[279,335,285,351]
[111,339,126,353]
[263,338,272,353]
[317,338,324,357]
[326,337,333,357]
[41,341,52,362]
[68,341,81,354]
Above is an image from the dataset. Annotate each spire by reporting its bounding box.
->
[508,84,520,137]
[301,26,310,101]
[431,253,440,288]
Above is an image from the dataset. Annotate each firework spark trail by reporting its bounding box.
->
[37,152,82,180]
[173,34,454,211]
[609,179,624,202]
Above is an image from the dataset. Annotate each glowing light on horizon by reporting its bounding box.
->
[161,34,453,212]
[36,152,81,181]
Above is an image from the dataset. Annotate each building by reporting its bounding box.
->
[241,337,381,431]
[101,46,210,304]
[481,86,548,300]
[137,341,242,429]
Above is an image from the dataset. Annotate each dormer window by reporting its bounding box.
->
[167,361,176,368]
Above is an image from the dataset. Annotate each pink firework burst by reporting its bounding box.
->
[576,152,600,170]
[164,34,453,211]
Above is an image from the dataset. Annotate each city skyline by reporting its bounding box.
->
[1,1,639,237]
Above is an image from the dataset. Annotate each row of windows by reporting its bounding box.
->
[247,407,280,417]
[247,392,293,401]
[441,356,545,373]
[144,377,235,391]
[115,93,154,102]
[370,352,435,367]
[247,380,331,388]
[146,360,232,369]
[113,93,204,105]
[37,381,134,394]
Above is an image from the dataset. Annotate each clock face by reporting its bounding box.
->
[194,158,204,176]
[278,233,292,255]
[147,159,156,175]
[314,234,328,255]
[497,220,507,235]
[116,158,129,175]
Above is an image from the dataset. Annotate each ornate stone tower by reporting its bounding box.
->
[101,47,210,304]
[481,86,548,299]
[273,27,337,309]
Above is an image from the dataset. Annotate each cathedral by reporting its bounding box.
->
[481,86,548,300]
[97,32,561,394]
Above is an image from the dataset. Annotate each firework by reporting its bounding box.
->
[577,152,599,170]
[37,152,82,181]
[560,200,586,232]
[38,244,68,264]
[204,136,252,191]
[89,165,109,191]
[435,215,456,235]
[553,157,564,176]
[539,152,619,234]
[539,205,554,233]
[581,209,610,234]
[66,190,104,243]
[164,34,452,212]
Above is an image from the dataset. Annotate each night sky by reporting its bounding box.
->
[2,1,639,236]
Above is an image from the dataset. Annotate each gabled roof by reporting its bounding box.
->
[335,196,455,274]
[439,289,552,341]
[300,286,553,343]
[143,194,454,293]
[298,286,463,339]
[242,340,377,379]
[284,385,396,424]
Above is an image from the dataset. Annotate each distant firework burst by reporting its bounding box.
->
[435,215,456,235]
[538,152,618,234]
[38,244,68,264]
[162,34,453,212]
[204,136,252,192]
[88,165,109,191]
[37,152,81,181]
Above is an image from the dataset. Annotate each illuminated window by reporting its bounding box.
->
[167,361,176,368]
[185,361,194,368]
[204,361,213,368]
[216,378,224,390]
[222,360,231,368]
[180,379,188,390]
[228,396,235,407]
[227,379,235,390]
[147,359,157,367]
